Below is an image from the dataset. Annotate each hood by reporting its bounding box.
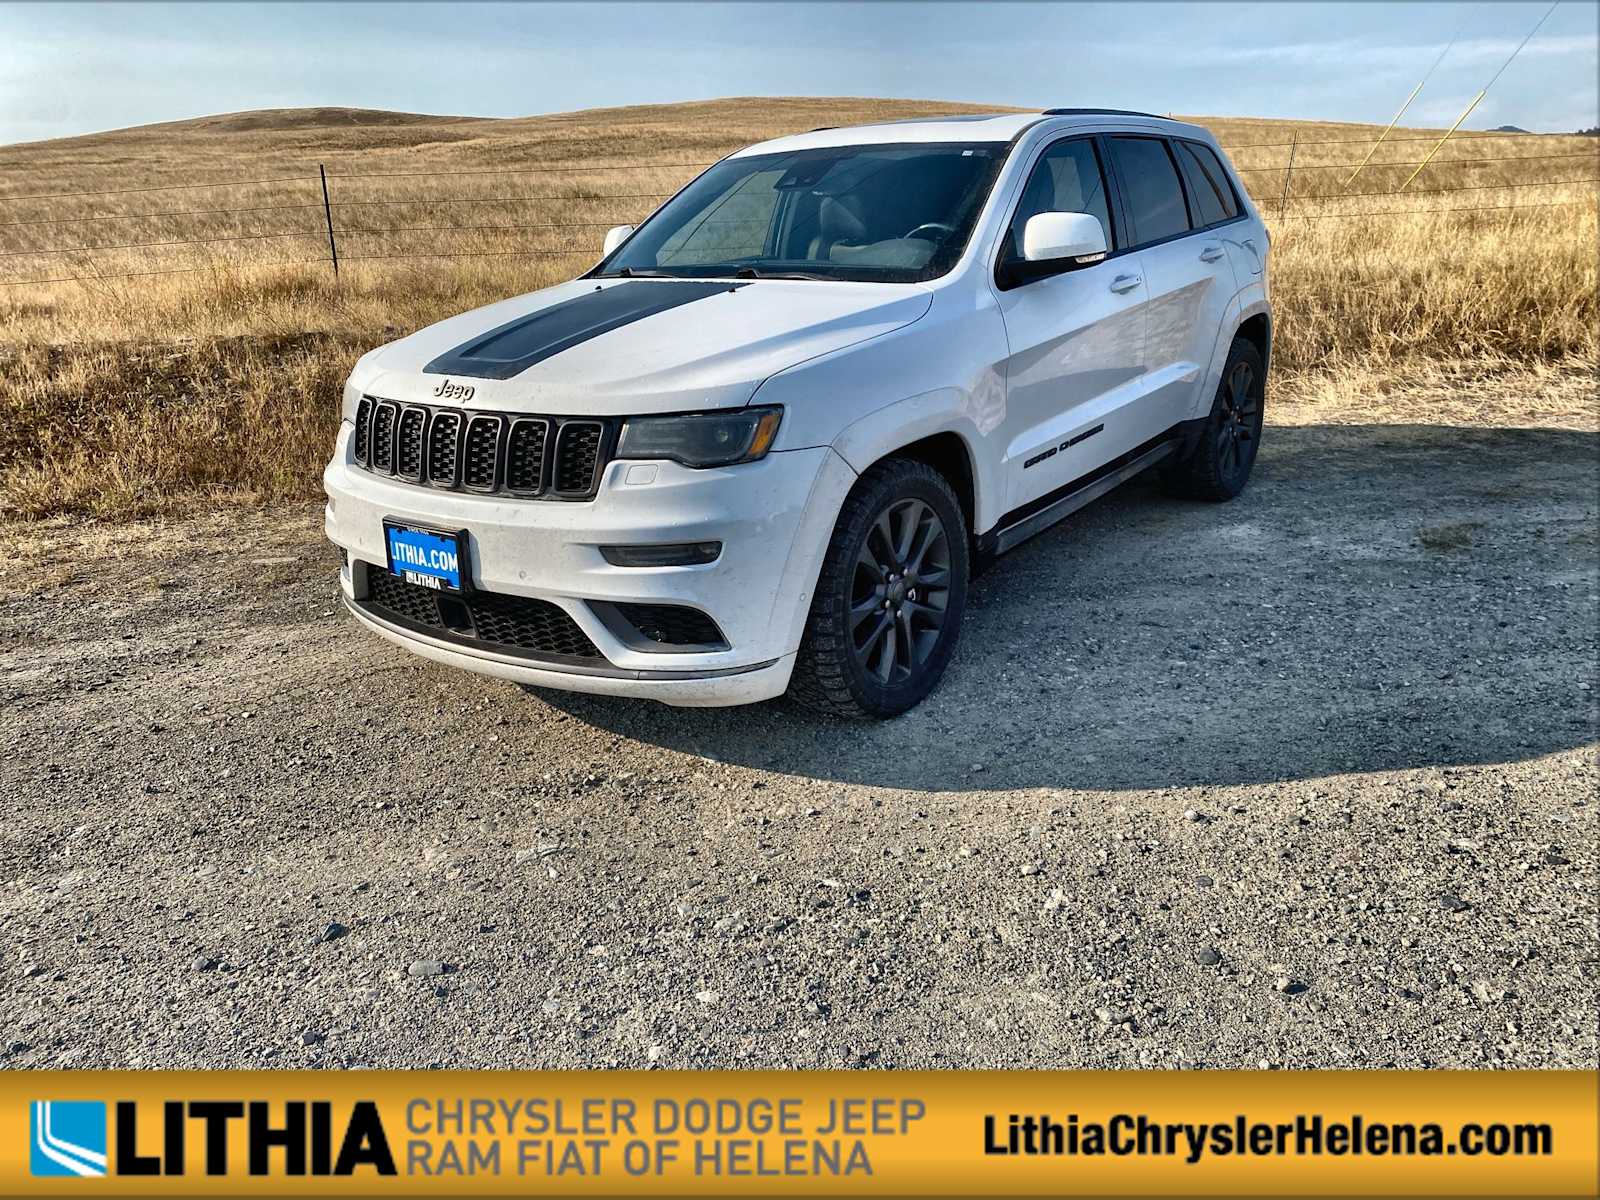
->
[356,277,933,414]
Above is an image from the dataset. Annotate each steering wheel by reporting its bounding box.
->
[902,222,955,242]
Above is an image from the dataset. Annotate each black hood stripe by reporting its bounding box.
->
[424,280,744,381]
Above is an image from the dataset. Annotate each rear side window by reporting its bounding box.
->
[1108,136,1191,246]
[1176,141,1240,226]
[1004,137,1115,259]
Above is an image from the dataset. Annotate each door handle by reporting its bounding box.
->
[1199,243,1225,263]
[1109,273,1142,294]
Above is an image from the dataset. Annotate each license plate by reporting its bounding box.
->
[384,522,465,591]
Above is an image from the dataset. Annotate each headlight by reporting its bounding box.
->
[616,407,782,468]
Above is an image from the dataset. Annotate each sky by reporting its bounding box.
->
[1,1,1596,145]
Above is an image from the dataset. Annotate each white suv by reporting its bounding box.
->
[324,109,1271,717]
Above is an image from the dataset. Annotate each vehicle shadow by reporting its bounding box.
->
[535,423,1598,792]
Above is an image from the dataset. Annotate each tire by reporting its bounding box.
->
[1164,336,1265,501]
[789,458,969,719]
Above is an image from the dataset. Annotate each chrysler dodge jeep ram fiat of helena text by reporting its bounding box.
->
[324,109,1272,717]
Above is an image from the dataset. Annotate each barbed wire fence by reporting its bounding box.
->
[1,134,1596,289]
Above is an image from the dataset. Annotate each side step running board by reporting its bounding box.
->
[992,440,1177,555]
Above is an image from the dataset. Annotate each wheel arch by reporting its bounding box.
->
[830,392,1002,537]
[875,432,977,547]
[1234,310,1272,375]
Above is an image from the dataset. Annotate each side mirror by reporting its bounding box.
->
[1022,211,1108,265]
[602,225,634,256]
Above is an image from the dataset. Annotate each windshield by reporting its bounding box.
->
[594,142,1007,284]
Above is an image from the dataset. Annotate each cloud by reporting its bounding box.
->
[1193,34,1596,72]
[1411,95,1497,126]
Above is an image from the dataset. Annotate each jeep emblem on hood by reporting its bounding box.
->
[432,378,475,402]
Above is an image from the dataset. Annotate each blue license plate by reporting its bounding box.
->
[385,523,464,591]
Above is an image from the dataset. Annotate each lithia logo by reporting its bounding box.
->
[29,1099,397,1178]
[30,1102,107,1177]
[432,378,475,402]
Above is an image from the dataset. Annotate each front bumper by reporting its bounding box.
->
[323,424,856,705]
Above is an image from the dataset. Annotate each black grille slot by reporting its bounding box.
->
[352,399,612,500]
[616,603,726,647]
[506,418,549,493]
[555,421,603,494]
[462,415,503,491]
[427,411,461,485]
[353,397,372,464]
[370,402,397,473]
[361,567,602,662]
[396,408,426,479]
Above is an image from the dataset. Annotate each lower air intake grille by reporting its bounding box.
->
[363,567,603,662]
[365,566,443,626]
[616,603,726,648]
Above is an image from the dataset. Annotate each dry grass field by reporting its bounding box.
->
[1,96,1595,520]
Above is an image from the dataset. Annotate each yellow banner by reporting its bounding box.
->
[2,1070,1595,1196]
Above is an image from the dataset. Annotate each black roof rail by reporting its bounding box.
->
[1041,107,1167,119]
[808,126,837,132]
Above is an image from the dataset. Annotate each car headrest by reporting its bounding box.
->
[818,194,868,243]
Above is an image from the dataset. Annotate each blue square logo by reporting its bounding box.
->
[29,1101,107,1177]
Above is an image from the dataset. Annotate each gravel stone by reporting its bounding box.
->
[3,421,1595,1070]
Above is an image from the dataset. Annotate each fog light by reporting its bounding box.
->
[600,542,722,567]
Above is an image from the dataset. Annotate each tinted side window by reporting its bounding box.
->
[1108,137,1191,245]
[1176,141,1239,226]
[1005,138,1114,258]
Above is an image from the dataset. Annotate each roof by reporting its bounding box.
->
[730,110,1204,158]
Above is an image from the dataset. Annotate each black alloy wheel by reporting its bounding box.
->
[1216,356,1263,490]
[790,458,969,718]
[1164,335,1267,501]
[849,496,953,686]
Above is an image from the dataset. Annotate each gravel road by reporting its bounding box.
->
[3,420,1595,1070]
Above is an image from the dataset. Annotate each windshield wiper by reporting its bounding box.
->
[730,266,830,281]
[598,267,679,279]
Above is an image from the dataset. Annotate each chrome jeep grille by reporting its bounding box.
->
[351,398,614,500]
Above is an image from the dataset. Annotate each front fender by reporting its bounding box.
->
[753,289,1010,535]
[829,393,995,531]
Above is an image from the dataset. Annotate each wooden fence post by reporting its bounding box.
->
[1278,136,1298,216]
[319,164,339,279]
